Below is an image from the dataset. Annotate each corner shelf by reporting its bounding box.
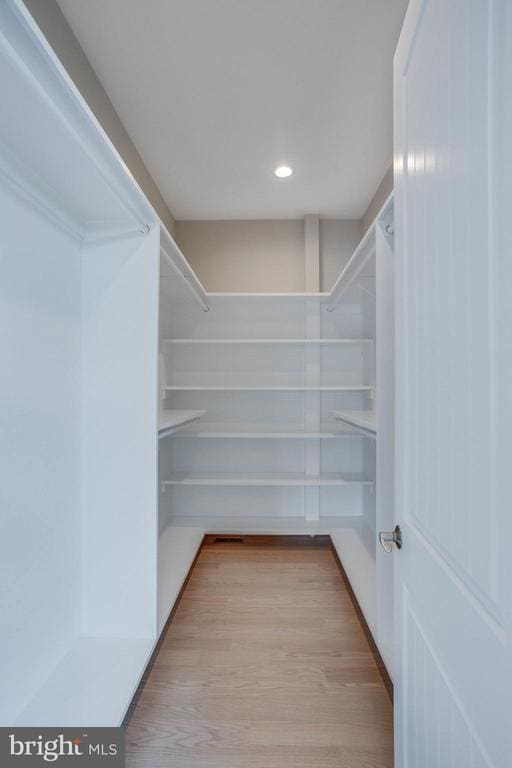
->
[158,409,206,438]
[333,409,376,436]
[162,472,373,488]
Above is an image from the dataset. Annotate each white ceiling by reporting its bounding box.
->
[56,0,408,220]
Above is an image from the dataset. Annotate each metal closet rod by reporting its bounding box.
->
[159,245,210,312]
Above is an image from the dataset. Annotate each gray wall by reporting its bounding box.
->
[175,220,305,293]
[23,0,176,235]
[362,165,393,234]
[175,218,362,293]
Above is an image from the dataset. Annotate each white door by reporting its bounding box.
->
[393,1,512,766]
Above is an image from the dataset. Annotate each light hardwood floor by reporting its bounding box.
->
[125,540,393,768]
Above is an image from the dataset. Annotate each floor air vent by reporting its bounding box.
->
[212,536,244,543]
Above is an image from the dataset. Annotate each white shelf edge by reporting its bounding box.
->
[171,428,366,440]
[162,338,374,345]
[162,472,373,487]
[206,292,330,301]
[331,529,377,638]
[158,526,204,635]
[166,515,364,533]
[163,385,374,392]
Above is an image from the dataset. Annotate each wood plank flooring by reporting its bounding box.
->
[125,539,393,768]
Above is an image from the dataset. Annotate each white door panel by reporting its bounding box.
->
[394,0,512,765]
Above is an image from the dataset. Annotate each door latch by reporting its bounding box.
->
[379,525,402,553]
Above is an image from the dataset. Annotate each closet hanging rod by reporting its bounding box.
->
[326,191,393,312]
[159,242,210,312]
[358,283,376,299]
[326,227,375,311]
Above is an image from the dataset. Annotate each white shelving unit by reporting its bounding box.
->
[158,235,379,528]
[157,193,395,675]
[0,1,206,729]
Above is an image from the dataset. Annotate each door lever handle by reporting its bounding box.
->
[379,525,402,553]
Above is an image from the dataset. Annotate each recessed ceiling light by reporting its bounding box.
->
[274,165,293,178]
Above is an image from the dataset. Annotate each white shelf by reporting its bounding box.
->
[15,527,205,727]
[163,385,374,392]
[333,409,377,435]
[158,409,205,437]
[163,472,373,487]
[158,525,204,635]
[172,421,365,439]
[163,338,373,345]
[167,515,363,533]
[15,636,154,727]
[331,527,377,635]
[206,292,330,302]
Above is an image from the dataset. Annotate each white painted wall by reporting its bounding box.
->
[80,229,160,639]
[175,218,362,293]
[0,185,81,722]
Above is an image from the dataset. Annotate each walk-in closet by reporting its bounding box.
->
[0,0,396,723]
[3,0,511,764]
